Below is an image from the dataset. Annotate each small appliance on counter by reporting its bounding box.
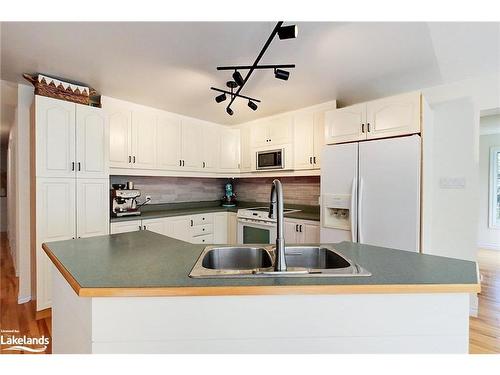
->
[221,181,237,207]
[110,183,148,217]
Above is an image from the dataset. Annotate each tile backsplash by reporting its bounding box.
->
[111,176,228,204]
[235,176,320,206]
[110,175,320,206]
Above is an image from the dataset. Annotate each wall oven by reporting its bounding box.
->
[256,148,284,170]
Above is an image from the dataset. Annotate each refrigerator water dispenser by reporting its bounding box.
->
[322,194,351,231]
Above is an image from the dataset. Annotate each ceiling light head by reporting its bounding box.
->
[232,71,244,87]
[226,81,238,89]
[226,107,234,116]
[274,68,290,81]
[215,93,227,103]
[248,100,258,111]
[278,25,298,40]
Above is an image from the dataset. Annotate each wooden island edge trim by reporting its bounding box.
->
[42,244,481,298]
[42,243,82,296]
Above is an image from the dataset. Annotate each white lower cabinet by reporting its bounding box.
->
[284,218,320,244]
[141,218,165,234]
[110,220,142,234]
[228,212,238,244]
[110,211,239,245]
[213,212,228,244]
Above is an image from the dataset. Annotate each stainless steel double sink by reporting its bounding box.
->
[189,245,371,278]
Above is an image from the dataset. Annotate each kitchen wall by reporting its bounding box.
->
[110,176,228,204]
[478,118,500,250]
[235,176,320,206]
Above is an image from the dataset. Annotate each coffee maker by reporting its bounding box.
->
[110,183,142,217]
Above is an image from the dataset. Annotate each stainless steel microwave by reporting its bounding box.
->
[256,148,284,170]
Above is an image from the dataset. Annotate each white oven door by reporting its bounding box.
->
[237,218,276,245]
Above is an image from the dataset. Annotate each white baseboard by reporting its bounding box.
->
[18,295,32,304]
[478,242,500,251]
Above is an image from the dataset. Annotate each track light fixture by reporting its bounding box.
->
[211,21,297,116]
[232,70,244,87]
[215,93,227,103]
[248,100,258,111]
[277,25,298,40]
[274,68,290,81]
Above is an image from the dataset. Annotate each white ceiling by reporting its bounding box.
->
[1,22,499,125]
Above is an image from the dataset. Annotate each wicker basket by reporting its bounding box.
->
[23,73,99,106]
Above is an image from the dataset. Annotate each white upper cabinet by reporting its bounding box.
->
[35,96,76,178]
[293,111,315,170]
[251,115,293,148]
[312,111,326,168]
[76,105,109,178]
[131,110,157,169]
[76,178,110,238]
[325,103,366,145]
[239,126,252,172]
[219,128,240,172]
[293,109,328,170]
[108,105,132,168]
[365,91,421,140]
[157,114,182,170]
[201,125,220,171]
[325,92,422,145]
[180,120,202,170]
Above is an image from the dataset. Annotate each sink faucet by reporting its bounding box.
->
[269,179,286,272]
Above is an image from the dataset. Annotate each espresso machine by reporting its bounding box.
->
[110,183,142,217]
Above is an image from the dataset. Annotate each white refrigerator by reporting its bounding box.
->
[320,135,421,252]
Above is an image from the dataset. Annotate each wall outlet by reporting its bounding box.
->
[439,177,466,189]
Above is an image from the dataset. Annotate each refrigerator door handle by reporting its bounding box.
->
[350,177,357,243]
[358,177,364,243]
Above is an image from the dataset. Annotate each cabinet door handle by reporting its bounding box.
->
[77,162,81,171]
[203,161,206,168]
[361,123,365,133]
[190,219,193,227]
[309,157,313,164]
[133,156,136,163]
[295,224,299,232]
[313,156,316,164]
[139,225,142,230]
[367,123,371,132]
[129,155,132,163]
[183,160,185,167]
[179,159,182,166]
[71,162,75,171]
[299,225,303,233]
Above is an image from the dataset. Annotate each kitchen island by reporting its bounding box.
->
[43,231,480,354]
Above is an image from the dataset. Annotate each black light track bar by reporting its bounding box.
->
[210,87,261,103]
[224,21,284,112]
[217,64,296,71]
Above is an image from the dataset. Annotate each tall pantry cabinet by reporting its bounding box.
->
[32,96,110,311]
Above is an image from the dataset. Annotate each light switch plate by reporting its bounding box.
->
[439,177,466,189]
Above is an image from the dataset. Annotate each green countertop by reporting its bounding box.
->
[110,201,320,223]
[43,230,479,296]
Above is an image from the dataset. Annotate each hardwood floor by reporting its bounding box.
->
[469,249,500,354]
[0,232,51,354]
[0,232,498,354]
